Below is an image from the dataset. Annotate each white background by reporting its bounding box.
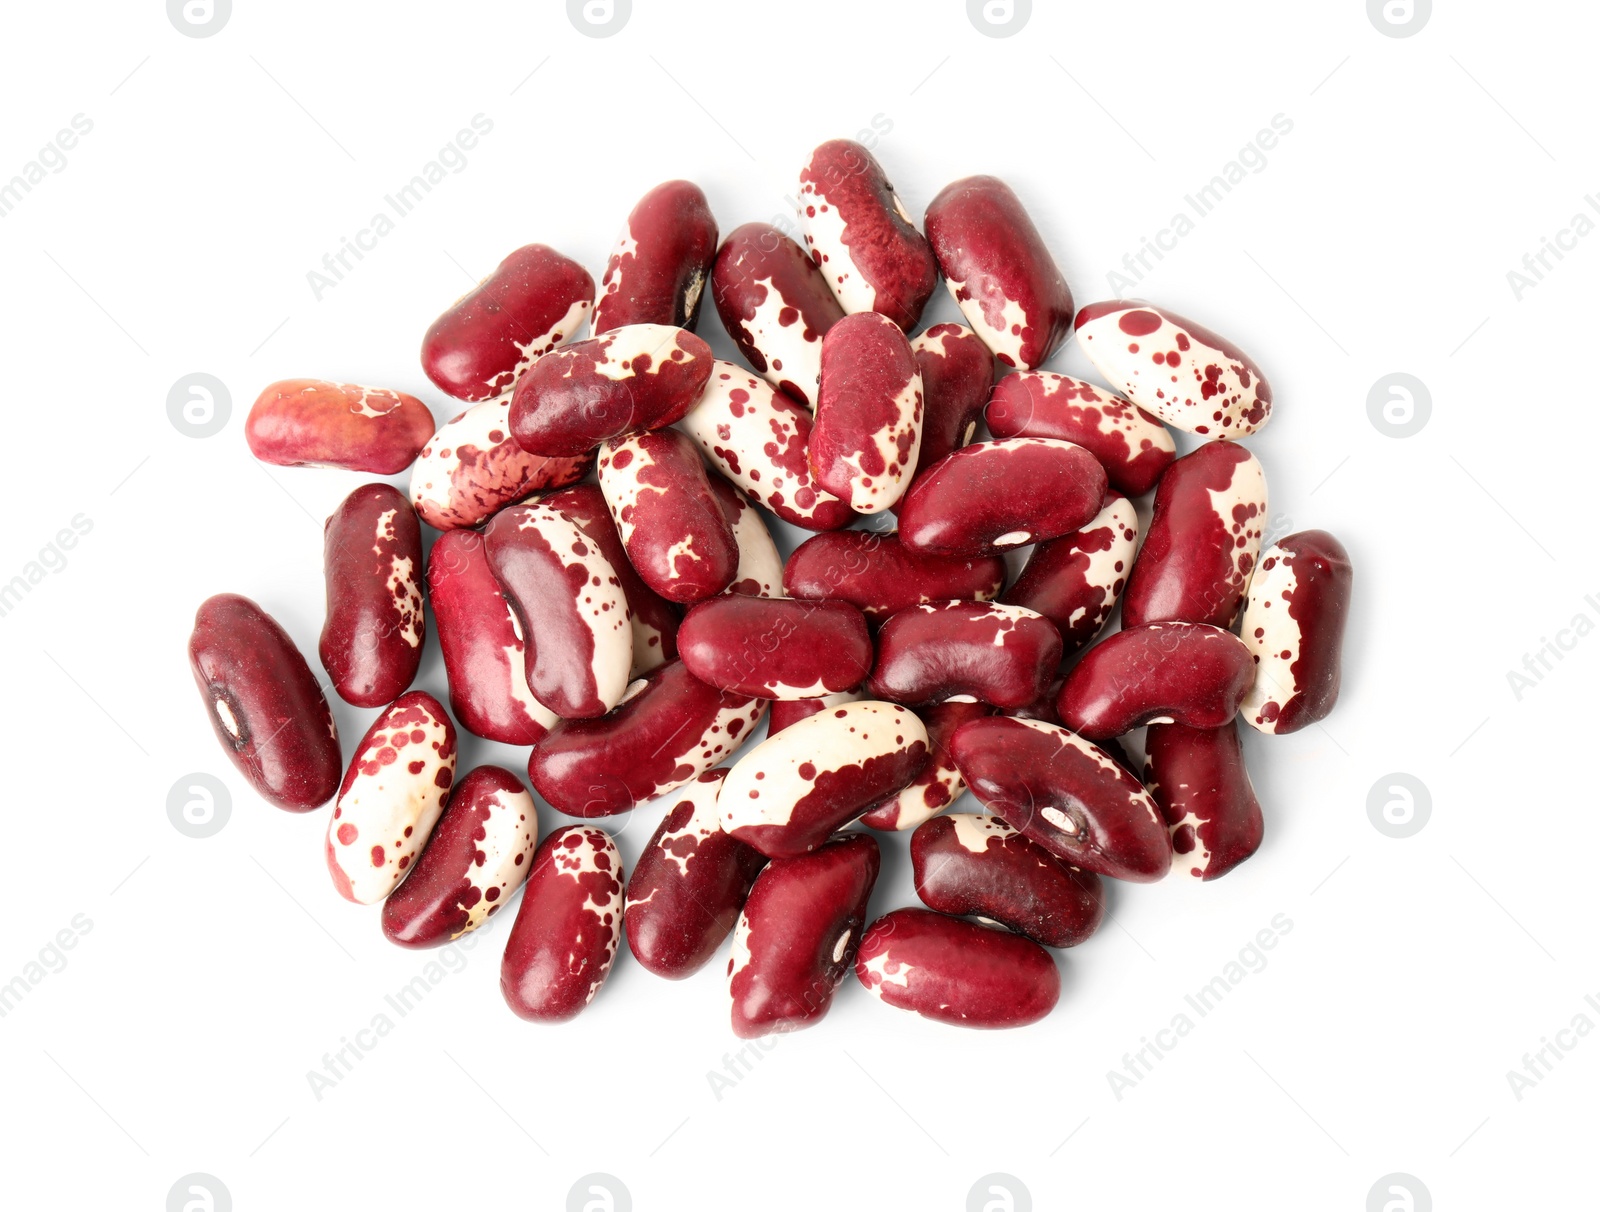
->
[1,2,1593,1209]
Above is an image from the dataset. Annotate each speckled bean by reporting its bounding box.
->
[708,474,784,598]
[1000,493,1139,657]
[1056,622,1255,739]
[1144,722,1264,881]
[592,180,718,334]
[905,323,995,490]
[246,379,435,474]
[858,699,992,831]
[868,601,1062,710]
[811,311,924,513]
[677,596,872,699]
[783,529,1005,620]
[766,690,865,737]
[1239,530,1352,735]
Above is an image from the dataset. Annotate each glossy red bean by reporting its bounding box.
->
[1239,530,1353,735]
[510,324,713,457]
[728,831,880,1037]
[797,139,938,331]
[767,690,864,737]
[897,438,1108,557]
[624,769,766,979]
[677,596,871,700]
[859,699,992,831]
[708,474,783,598]
[712,222,844,409]
[592,180,718,334]
[420,243,594,402]
[381,766,538,947]
[246,379,434,474]
[855,908,1059,1028]
[911,814,1104,948]
[527,660,765,817]
[188,594,341,812]
[811,312,924,513]
[951,716,1170,882]
[1000,493,1139,657]
[905,324,995,488]
[783,529,1005,620]
[501,825,624,1022]
[868,601,1062,710]
[1122,441,1266,629]
[1056,622,1255,739]
[721,701,929,859]
[984,372,1175,496]
[924,176,1073,371]
[319,484,424,708]
[1144,722,1264,881]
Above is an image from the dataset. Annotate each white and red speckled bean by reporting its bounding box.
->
[597,428,739,603]
[728,831,880,1038]
[708,474,784,598]
[858,699,992,831]
[483,503,633,719]
[677,596,872,700]
[811,311,924,514]
[868,601,1062,710]
[319,484,425,709]
[854,908,1059,1028]
[897,438,1108,558]
[783,529,1005,620]
[1001,493,1139,657]
[409,395,590,532]
[721,701,929,859]
[766,689,865,737]
[246,379,435,474]
[923,176,1074,371]
[1122,441,1267,629]
[711,222,844,409]
[1239,530,1353,735]
[1056,622,1255,739]
[500,824,624,1022]
[676,361,854,531]
[950,715,1170,883]
[326,691,457,905]
[510,324,714,457]
[1144,722,1264,881]
[985,372,1176,497]
[592,180,718,334]
[624,769,767,980]
[911,814,1105,948]
[527,660,765,817]
[797,139,938,331]
[420,243,594,403]
[905,324,995,490]
[381,765,538,947]
[1074,300,1273,438]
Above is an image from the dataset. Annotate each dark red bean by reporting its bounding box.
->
[859,699,992,831]
[1239,530,1353,735]
[811,311,923,513]
[1144,722,1264,881]
[592,180,718,334]
[868,601,1061,710]
[678,596,872,699]
[783,529,1006,620]
[319,484,424,708]
[1000,493,1139,657]
[1057,621,1255,739]
[246,380,435,474]
[905,323,995,490]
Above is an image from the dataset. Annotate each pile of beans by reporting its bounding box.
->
[190,139,1352,1035]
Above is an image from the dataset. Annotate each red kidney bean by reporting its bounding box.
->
[678,361,854,531]
[420,243,594,402]
[797,139,938,331]
[783,529,1005,620]
[1000,493,1139,657]
[859,699,992,831]
[911,814,1104,948]
[1075,300,1273,438]
[1056,621,1255,739]
[597,428,739,603]
[767,690,864,737]
[678,597,871,699]
[985,372,1176,496]
[409,396,589,531]
[427,530,556,745]
[319,484,425,708]
[592,180,718,334]
[381,766,538,947]
[1122,442,1267,629]
[509,324,713,457]
[855,908,1059,1028]
[625,769,766,979]
[1144,722,1263,881]
[527,660,766,817]
[728,830,880,1037]
[924,176,1074,371]
[246,379,435,474]
[188,594,341,812]
[868,601,1062,710]
[711,222,844,408]
[950,715,1169,882]
[483,503,633,719]
[501,825,624,1022]
[906,324,995,488]
[721,702,929,859]
[1002,674,1065,727]
[543,483,679,677]
[811,312,924,513]
[897,438,1108,557]
[326,691,457,905]
[708,474,783,597]
[1239,530,1353,735]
